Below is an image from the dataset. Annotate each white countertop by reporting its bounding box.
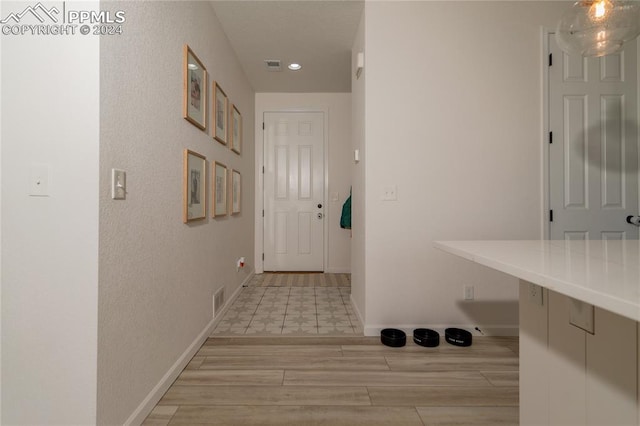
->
[434,240,640,322]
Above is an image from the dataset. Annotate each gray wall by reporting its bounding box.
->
[98,2,255,423]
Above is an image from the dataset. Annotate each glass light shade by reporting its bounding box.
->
[556,0,640,57]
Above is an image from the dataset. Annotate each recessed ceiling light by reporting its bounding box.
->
[288,63,302,71]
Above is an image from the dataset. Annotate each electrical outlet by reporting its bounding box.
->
[528,283,543,306]
[463,285,474,300]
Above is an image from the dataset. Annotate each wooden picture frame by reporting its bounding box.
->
[229,104,242,155]
[213,81,228,145]
[183,45,207,130]
[213,161,228,217]
[183,149,207,223]
[231,169,241,214]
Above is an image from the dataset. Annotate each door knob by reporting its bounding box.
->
[317,213,323,219]
[626,215,640,226]
[317,203,323,209]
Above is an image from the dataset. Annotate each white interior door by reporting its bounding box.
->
[264,112,325,271]
[549,35,639,240]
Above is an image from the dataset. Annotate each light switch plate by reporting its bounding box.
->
[381,185,397,201]
[30,163,50,196]
[112,169,126,200]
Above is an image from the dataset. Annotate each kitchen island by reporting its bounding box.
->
[435,240,640,426]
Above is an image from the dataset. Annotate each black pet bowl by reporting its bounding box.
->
[381,328,406,347]
[413,328,440,347]
[445,328,472,347]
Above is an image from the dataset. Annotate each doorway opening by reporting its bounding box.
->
[546,32,639,240]
[262,111,328,271]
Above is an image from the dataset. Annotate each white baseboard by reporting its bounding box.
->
[344,296,518,337]
[324,267,351,274]
[363,324,519,337]
[349,294,365,328]
[125,270,254,426]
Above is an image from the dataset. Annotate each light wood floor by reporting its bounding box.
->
[143,336,519,425]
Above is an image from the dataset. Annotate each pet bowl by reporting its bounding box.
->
[381,328,407,347]
[444,328,472,347]
[413,328,440,347]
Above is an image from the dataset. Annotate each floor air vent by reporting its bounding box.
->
[213,288,225,317]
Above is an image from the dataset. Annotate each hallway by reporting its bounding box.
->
[1,1,569,422]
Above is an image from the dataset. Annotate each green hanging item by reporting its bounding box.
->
[340,189,352,229]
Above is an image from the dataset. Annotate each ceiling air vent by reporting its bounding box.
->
[264,59,282,72]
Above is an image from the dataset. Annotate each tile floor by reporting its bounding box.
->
[246,272,351,288]
[211,286,362,336]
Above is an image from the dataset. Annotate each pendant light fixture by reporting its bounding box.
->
[556,0,640,57]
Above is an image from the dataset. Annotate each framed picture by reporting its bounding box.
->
[231,169,241,214]
[213,161,228,217]
[183,149,207,223]
[183,45,207,130]
[229,104,242,155]
[213,81,228,145]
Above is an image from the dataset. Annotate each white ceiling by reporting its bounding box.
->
[211,0,364,93]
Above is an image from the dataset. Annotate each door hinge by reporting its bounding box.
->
[262,166,265,173]
[262,122,265,130]
[549,131,553,144]
[548,53,553,67]
[262,253,264,261]
[550,209,554,222]
[262,209,264,217]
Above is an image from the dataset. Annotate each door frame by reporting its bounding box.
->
[255,107,329,273]
[542,28,552,240]
[543,28,640,239]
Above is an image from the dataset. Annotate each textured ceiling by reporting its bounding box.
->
[211,0,364,93]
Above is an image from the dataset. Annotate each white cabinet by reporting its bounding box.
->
[548,290,587,425]
[519,280,639,426]
[519,281,549,426]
